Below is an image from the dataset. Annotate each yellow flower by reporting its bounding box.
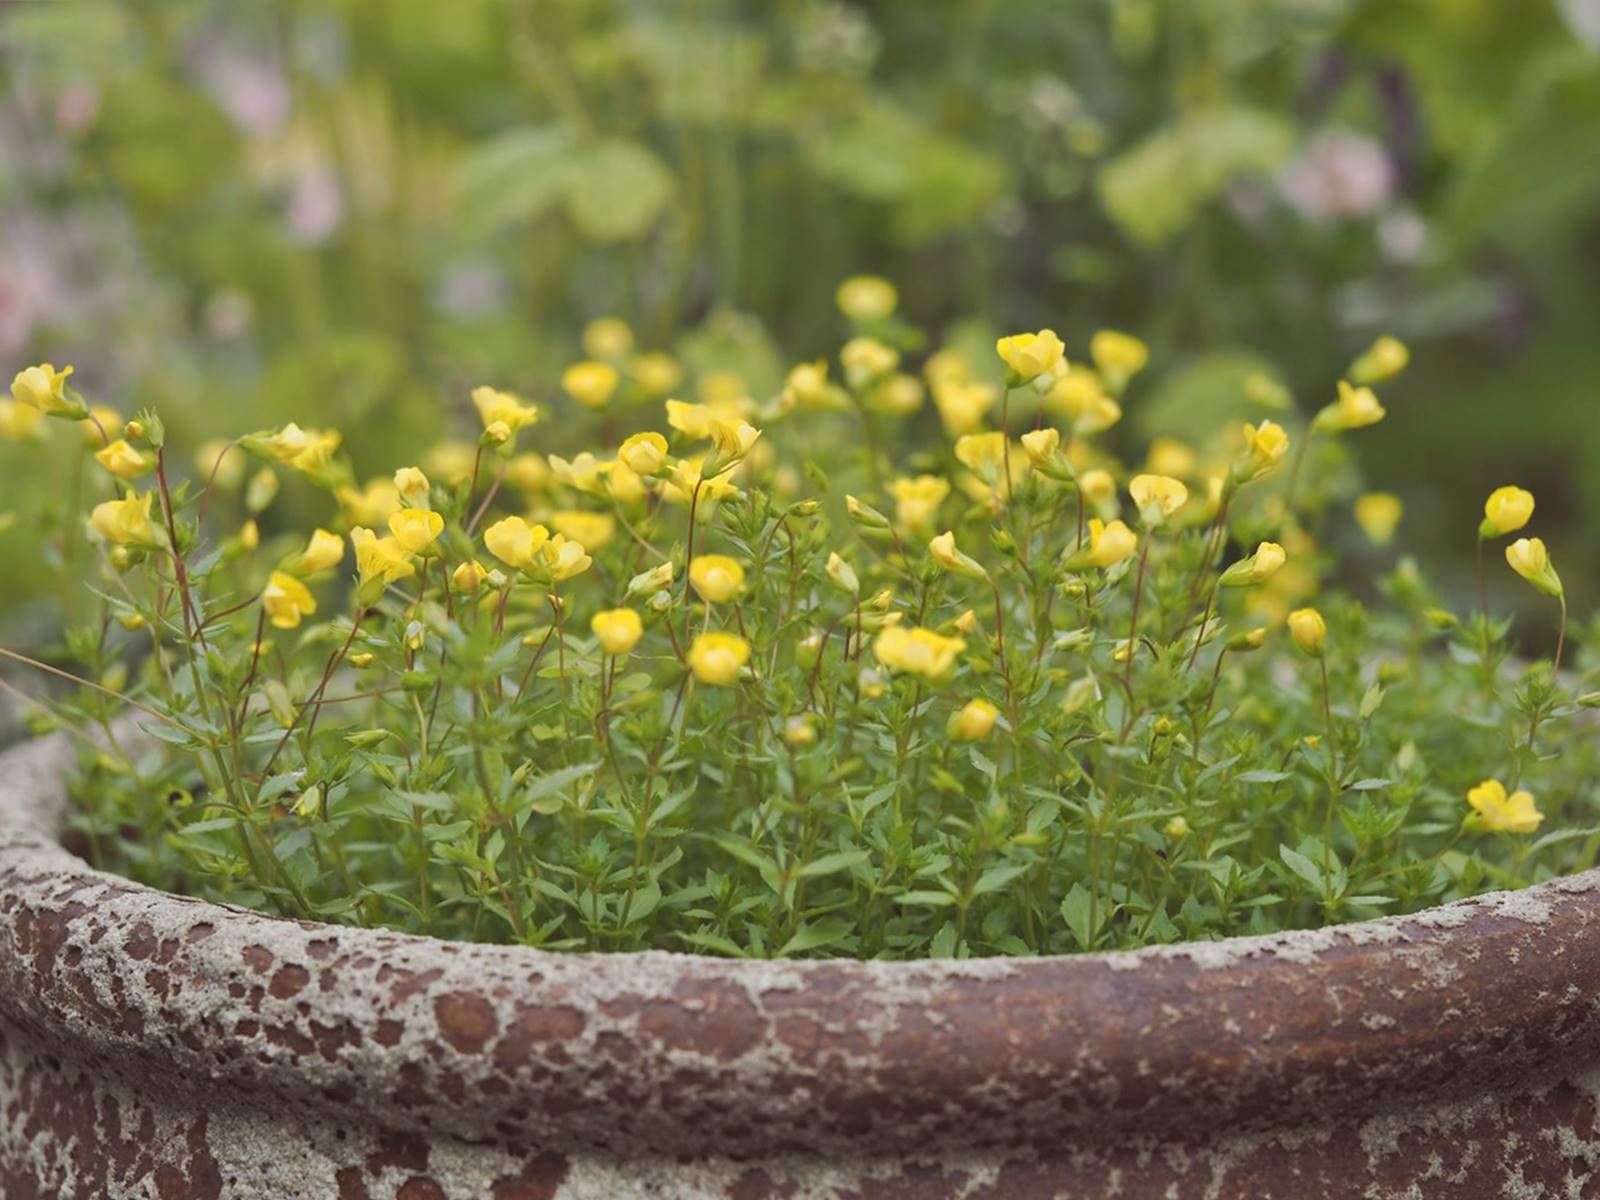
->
[1045,371,1121,436]
[923,347,971,392]
[661,457,741,509]
[88,492,160,547]
[287,428,344,483]
[451,560,487,592]
[1220,541,1287,587]
[337,479,402,527]
[1079,470,1116,508]
[1128,473,1189,525]
[665,399,716,440]
[285,528,345,576]
[547,451,608,495]
[995,330,1065,382]
[238,519,260,551]
[80,405,123,446]
[782,361,831,408]
[249,422,310,462]
[1287,607,1326,654]
[261,571,317,630]
[841,336,900,388]
[551,510,615,550]
[1020,428,1062,469]
[1066,518,1137,571]
[484,516,549,571]
[505,453,550,498]
[598,458,647,503]
[11,363,81,416]
[1466,779,1544,834]
[708,416,761,464]
[0,398,44,440]
[350,527,416,598]
[93,439,156,480]
[690,554,746,604]
[541,534,592,582]
[957,430,1011,477]
[1236,420,1290,483]
[872,625,966,679]
[1354,493,1402,546]
[928,530,989,581]
[836,275,898,321]
[471,386,539,438]
[947,698,1000,741]
[873,373,924,416]
[388,508,444,554]
[562,361,619,409]
[1482,486,1534,537]
[888,475,950,532]
[1505,536,1563,597]
[392,466,431,509]
[630,351,684,396]
[1349,335,1409,385]
[619,431,669,477]
[591,608,644,656]
[1089,330,1148,388]
[582,317,634,360]
[1314,380,1386,432]
[689,631,750,685]
[933,380,996,436]
[1145,437,1196,479]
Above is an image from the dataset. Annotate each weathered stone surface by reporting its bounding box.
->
[3,731,1599,1197]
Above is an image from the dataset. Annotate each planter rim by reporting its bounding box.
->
[4,729,1598,1159]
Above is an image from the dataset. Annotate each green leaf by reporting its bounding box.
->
[1097,106,1294,245]
[797,850,870,879]
[258,771,306,804]
[895,889,958,908]
[1060,883,1096,950]
[778,917,852,957]
[520,761,601,817]
[971,861,1032,898]
[560,138,674,242]
[452,126,575,235]
[1278,845,1325,892]
[1238,770,1292,784]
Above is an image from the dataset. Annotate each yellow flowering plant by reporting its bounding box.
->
[5,301,1595,963]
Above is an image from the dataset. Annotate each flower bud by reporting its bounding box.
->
[1480,486,1534,538]
[1287,608,1326,655]
[947,698,1000,742]
[824,551,860,596]
[1505,536,1563,597]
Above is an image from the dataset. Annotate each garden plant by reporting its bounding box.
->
[2,282,1593,961]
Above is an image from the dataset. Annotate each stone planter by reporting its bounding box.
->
[3,732,1600,1198]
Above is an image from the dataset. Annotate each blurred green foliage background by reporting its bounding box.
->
[3,0,1599,631]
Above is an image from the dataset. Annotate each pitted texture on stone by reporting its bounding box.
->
[4,731,1600,1197]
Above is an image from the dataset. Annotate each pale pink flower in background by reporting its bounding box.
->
[53,82,100,137]
[204,289,256,341]
[0,218,68,355]
[1280,128,1394,223]
[199,52,291,137]
[285,167,343,244]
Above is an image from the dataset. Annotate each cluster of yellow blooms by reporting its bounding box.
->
[4,278,1566,859]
